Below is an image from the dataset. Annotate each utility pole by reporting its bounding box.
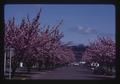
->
[4,47,14,79]
[4,48,6,79]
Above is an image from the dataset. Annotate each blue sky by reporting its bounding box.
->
[4,4,115,45]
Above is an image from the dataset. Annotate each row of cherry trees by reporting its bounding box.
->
[5,10,75,75]
[82,36,115,74]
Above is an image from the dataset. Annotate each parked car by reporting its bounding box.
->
[73,63,79,66]
[79,61,86,64]
[71,62,79,66]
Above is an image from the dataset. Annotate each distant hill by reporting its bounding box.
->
[69,44,88,62]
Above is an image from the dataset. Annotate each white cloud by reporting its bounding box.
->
[69,25,114,38]
[77,26,97,34]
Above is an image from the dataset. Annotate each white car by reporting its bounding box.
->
[79,61,86,64]
[71,62,79,66]
[74,63,79,66]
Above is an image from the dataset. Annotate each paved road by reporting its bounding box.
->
[29,65,115,80]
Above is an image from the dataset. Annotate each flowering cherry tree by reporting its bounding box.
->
[82,36,115,73]
[5,9,75,74]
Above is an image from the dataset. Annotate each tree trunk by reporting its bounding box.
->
[26,63,32,73]
[11,63,18,77]
[38,62,43,71]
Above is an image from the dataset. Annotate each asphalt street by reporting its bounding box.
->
[29,64,115,80]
